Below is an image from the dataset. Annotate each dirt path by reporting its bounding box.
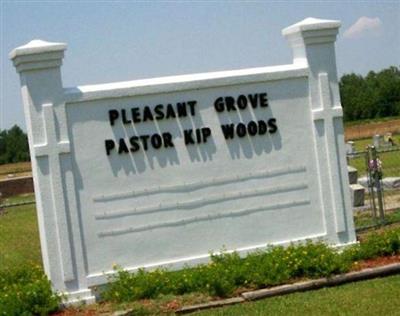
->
[345,119,400,140]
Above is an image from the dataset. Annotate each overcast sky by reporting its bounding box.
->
[1,1,399,130]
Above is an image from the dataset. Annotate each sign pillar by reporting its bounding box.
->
[10,40,95,304]
[283,18,356,243]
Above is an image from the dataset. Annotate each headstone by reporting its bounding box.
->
[10,18,356,304]
[357,176,400,191]
[358,176,369,188]
[373,134,382,148]
[383,133,394,147]
[349,184,365,207]
[346,141,355,155]
[382,177,400,190]
[347,166,358,185]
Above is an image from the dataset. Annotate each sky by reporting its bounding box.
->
[1,1,399,131]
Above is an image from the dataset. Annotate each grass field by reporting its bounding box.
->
[195,274,400,316]
[354,209,400,229]
[0,195,41,271]
[348,150,400,178]
[350,134,400,152]
[347,134,400,178]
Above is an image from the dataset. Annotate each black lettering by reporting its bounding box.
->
[105,139,115,155]
[221,124,235,139]
[151,134,163,149]
[142,106,154,122]
[196,129,202,143]
[162,132,174,148]
[248,94,259,108]
[247,121,258,136]
[139,135,150,150]
[129,136,140,152]
[260,93,268,107]
[236,123,247,137]
[165,104,176,119]
[118,138,129,154]
[154,104,165,120]
[237,95,248,110]
[258,120,267,135]
[214,97,225,112]
[109,110,119,126]
[184,129,195,145]
[176,102,187,117]
[202,127,211,143]
[187,101,197,116]
[131,107,141,123]
[268,118,277,133]
[121,109,131,124]
[225,97,236,111]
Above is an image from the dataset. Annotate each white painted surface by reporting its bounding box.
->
[10,18,356,304]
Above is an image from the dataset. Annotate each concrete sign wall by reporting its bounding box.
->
[10,18,356,304]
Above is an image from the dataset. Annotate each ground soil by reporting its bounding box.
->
[345,119,400,141]
[353,254,400,271]
[0,161,32,179]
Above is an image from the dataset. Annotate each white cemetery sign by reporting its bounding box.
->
[10,18,356,304]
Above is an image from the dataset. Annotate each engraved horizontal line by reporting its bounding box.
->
[95,182,308,220]
[97,199,310,238]
[93,165,306,202]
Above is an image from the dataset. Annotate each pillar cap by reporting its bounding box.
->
[10,40,67,73]
[9,39,66,60]
[282,17,341,37]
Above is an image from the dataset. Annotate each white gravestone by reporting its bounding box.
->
[10,18,356,304]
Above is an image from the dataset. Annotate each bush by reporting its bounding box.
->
[102,227,400,304]
[342,228,400,262]
[0,265,60,316]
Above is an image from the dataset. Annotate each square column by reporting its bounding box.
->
[283,18,356,243]
[10,40,95,305]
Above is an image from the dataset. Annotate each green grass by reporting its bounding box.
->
[195,274,400,316]
[354,209,400,229]
[350,135,400,152]
[348,152,400,177]
[0,202,41,271]
[1,193,35,205]
[347,135,400,177]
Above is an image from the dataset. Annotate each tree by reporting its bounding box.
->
[0,125,30,164]
[339,66,400,121]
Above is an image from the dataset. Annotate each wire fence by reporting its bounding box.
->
[347,139,400,231]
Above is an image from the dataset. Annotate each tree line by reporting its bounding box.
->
[0,125,30,164]
[0,66,399,165]
[340,66,400,121]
